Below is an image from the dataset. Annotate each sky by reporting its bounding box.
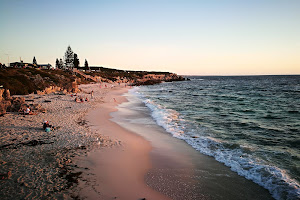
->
[0,0,299,75]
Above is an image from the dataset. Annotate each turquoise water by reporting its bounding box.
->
[134,75,300,200]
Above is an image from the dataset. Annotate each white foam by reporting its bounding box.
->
[133,87,300,200]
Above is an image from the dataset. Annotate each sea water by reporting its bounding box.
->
[133,75,300,200]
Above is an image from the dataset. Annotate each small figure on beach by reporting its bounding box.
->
[43,121,54,132]
[91,90,94,99]
[113,98,117,102]
[85,97,89,102]
[23,106,36,115]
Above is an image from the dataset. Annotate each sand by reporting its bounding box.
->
[73,86,170,199]
[0,82,274,200]
[0,83,121,199]
[77,88,273,200]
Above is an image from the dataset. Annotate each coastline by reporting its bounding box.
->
[73,85,170,199]
[73,85,273,200]
[108,90,274,200]
[0,81,274,200]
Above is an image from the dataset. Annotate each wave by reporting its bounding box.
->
[134,89,300,200]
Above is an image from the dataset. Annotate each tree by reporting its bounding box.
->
[33,56,37,66]
[59,58,64,69]
[73,53,80,69]
[55,58,59,69]
[84,59,89,71]
[64,46,74,70]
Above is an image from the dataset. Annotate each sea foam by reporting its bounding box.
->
[132,88,300,200]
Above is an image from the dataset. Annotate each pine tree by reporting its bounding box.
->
[55,58,59,69]
[33,56,37,65]
[64,46,74,70]
[59,58,64,69]
[73,54,80,69]
[84,59,89,71]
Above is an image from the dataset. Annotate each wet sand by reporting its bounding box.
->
[75,87,274,199]
[75,87,170,199]
[109,91,274,200]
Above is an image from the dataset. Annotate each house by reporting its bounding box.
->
[9,62,52,69]
[9,62,34,68]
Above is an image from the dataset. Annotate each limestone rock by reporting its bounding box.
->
[0,89,4,102]
[0,100,11,115]
[10,97,26,112]
[4,89,11,100]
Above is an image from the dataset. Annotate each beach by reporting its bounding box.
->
[0,83,123,199]
[78,88,273,200]
[0,80,284,200]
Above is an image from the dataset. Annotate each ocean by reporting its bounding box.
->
[132,75,300,200]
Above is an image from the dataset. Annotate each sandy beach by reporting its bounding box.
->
[0,82,274,200]
[73,83,272,200]
[0,83,125,199]
[74,86,170,199]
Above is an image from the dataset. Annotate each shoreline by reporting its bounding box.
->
[73,85,273,200]
[74,85,170,199]
[0,81,274,200]
[108,90,274,200]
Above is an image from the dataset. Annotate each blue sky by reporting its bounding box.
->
[0,0,299,75]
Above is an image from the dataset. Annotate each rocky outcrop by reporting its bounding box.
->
[0,95,48,116]
[4,89,11,99]
[0,100,11,116]
[0,89,11,102]
[36,86,62,95]
[9,97,26,112]
[35,81,79,95]
[0,89,14,115]
[133,73,186,86]
[0,89,4,102]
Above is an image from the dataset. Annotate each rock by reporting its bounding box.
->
[0,100,12,115]
[4,89,11,100]
[9,97,26,112]
[30,103,42,110]
[0,88,4,101]
[38,108,47,113]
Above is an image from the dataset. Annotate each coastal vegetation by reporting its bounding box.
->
[0,45,185,116]
[0,66,184,96]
